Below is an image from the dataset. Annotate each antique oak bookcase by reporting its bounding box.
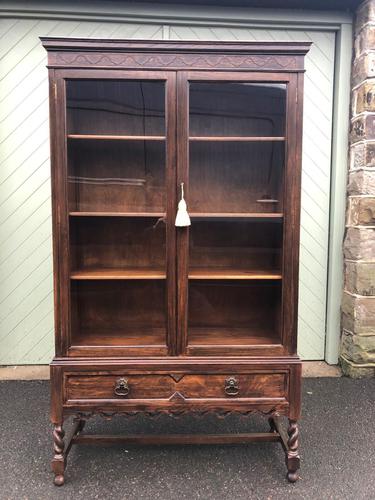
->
[42,38,310,485]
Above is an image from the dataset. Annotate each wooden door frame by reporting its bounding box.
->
[51,68,178,357]
[175,70,300,357]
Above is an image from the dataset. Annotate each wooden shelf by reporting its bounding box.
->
[69,212,281,219]
[189,269,282,280]
[70,212,280,219]
[189,136,285,142]
[190,212,283,219]
[70,268,281,281]
[70,268,166,280]
[188,327,279,346]
[67,134,166,141]
[71,328,166,347]
[69,211,165,218]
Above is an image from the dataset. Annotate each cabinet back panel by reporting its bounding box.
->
[189,220,282,271]
[70,217,166,271]
[188,280,281,344]
[67,140,166,212]
[189,82,286,137]
[189,142,284,213]
[71,280,166,337]
[66,80,165,136]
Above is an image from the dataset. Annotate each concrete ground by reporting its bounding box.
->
[0,378,374,500]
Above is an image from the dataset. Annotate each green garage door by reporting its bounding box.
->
[0,16,334,363]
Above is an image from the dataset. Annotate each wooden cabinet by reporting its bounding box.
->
[42,38,310,486]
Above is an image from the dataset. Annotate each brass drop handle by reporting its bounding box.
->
[224,376,239,396]
[114,377,130,397]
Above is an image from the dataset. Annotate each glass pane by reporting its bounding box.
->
[66,79,166,214]
[189,82,286,137]
[70,216,166,276]
[187,79,286,351]
[68,139,166,213]
[189,141,284,213]
[71,281,166,347]
[66,79,168,351]
[188,281,281,345]
[189,219,282,276]
[66,80,165,135]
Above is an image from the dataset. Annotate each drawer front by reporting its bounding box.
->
[65,372,287,402]
[180,374,286,399]
[66,374,175,400]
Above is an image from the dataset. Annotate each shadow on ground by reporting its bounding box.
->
[0,378,374,499]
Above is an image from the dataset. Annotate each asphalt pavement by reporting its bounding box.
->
[0,377,374,500]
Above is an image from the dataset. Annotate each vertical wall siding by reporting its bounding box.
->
[0,17,334,363]
[0,19,164,364]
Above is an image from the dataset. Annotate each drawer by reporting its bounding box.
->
[64,372,287,402]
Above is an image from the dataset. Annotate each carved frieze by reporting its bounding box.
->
[49,51,299,71]
[70,407,282,421]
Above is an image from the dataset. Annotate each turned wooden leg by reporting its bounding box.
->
[52,424,65,486]
[286,419,300,483]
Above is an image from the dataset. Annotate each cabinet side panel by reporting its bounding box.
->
[48,69,65,358]
[52,73,71,356]
[282,73,303,355]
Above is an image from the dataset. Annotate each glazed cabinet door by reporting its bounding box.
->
[176,71,299,356]
[53,70,177,357]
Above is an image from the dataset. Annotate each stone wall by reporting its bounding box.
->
[341,0,375,377]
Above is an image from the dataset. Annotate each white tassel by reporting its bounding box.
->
[175,182,191,227]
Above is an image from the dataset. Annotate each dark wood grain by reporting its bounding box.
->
[271,416,300,482]
[189,136,286,141]
[189,269,282,279]
[176,70,190,355]
[66,79,165,136]
[69,211,165,217]
[68,135,166,140]
[281,73,301,355]
[67,138,166,213]
[65,372,286,400]
[72,433,281,445]
[70,280,168,355]
[43,38,308,486]
[187,280,282,352]
[188,141,285,213]
[165,71,178,357]
[70,216,166,272]
[70,268,166,279]
[189,213,283,218]
[41,38,310,72]
[189,219,282,272]
[70,328,166,347]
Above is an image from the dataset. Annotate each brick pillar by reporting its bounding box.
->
[341,0,375,377]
